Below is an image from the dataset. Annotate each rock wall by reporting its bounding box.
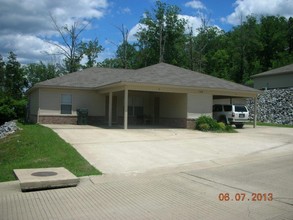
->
[0,121,19,139]
[247,88,293,125]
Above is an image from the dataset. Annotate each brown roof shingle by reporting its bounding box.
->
[35,63,258,93]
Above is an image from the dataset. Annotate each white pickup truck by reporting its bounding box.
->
[213,104,249,128]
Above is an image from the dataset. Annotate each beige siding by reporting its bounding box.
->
[254,73,293,89]
[187,93,212,119]
[29,89,39,115]
[39,88,105,116]
[160,93,187,118]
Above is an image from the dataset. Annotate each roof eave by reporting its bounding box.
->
[26,84,94,95]
[96,81,260,97]
[252,71,293,78]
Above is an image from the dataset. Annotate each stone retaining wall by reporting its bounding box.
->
[246,88,293,125]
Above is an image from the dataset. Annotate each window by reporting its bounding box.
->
[61,94,72,114]
[223,105,232,112]
[213,105,222,112]
[235,106,247,112]
[128,96,143,117]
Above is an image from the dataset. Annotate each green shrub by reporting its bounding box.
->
[225,125,234,132]
[13,98,27,120]
[195,115,220,131]
[0,97,27,124]
[195,116,236,133]
[217,122,226,131]
[198,123,210,131]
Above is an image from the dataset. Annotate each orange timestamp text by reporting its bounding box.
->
[218,193,273,202]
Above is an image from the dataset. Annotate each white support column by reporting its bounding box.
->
[108,92,112,127]
[124,88,128,129]
[253,96,257,128]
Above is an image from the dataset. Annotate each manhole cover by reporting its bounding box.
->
[31,171,58,177]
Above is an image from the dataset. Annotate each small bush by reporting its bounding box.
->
[0,97,27,125]
[224,125,234,132]
[195,116,220,131]
[217,122,226,130]
[198,123,210,131]
[195,116,236,133]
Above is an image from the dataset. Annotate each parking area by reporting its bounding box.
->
[44,124,293,174]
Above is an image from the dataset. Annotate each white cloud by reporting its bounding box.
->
[128,23,147,42]
[179,15,203,35]
[0,0,109,63]
[128,14,205,42]
[0,34,63,63]
[185,0,206,10]
[223,0,293,25]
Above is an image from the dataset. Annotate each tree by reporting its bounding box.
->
[136,0,186,66]
[259,16,288,70]
[49,15,103,73]
[0,54,5,94]
[288,17,293,54]
[24,62,61,88]
[50,16,85,73]
[97,58,120,68]
[4,52,27,99]
[81,38,104,68]
[116,42,138,69]
[193,25,222,73]
[224,16,263,83]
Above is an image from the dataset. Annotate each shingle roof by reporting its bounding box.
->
[35,63,258,93]
[36,67,134,88]
[252,63,293,78]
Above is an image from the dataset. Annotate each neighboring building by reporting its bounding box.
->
[252,64,293,89]
[27,63,259,129]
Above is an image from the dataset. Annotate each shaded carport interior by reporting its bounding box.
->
[100,84,189,129]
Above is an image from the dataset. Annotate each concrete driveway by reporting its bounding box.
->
[44,124,293,174]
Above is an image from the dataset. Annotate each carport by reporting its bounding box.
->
[101,84,189,129]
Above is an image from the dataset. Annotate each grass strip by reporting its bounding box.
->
[0,123,101,182]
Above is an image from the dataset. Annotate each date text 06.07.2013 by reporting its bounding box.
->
[218,193,273,202]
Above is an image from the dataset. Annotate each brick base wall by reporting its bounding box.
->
[159,118,187,128]
[30,114,193,128]
[186,119,196,129]
[39,116,77,124]
[37,115,106,125]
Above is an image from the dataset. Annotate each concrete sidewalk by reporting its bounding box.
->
[1,152,293,220]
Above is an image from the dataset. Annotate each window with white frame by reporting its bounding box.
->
[61,94,72,114]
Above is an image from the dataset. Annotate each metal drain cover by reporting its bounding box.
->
[31,171,58,177]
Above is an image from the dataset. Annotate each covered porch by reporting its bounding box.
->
[104,88,187,129]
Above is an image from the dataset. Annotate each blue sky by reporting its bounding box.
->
[0,0,293,64]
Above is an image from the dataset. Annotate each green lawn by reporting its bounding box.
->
[0,123,101,182]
